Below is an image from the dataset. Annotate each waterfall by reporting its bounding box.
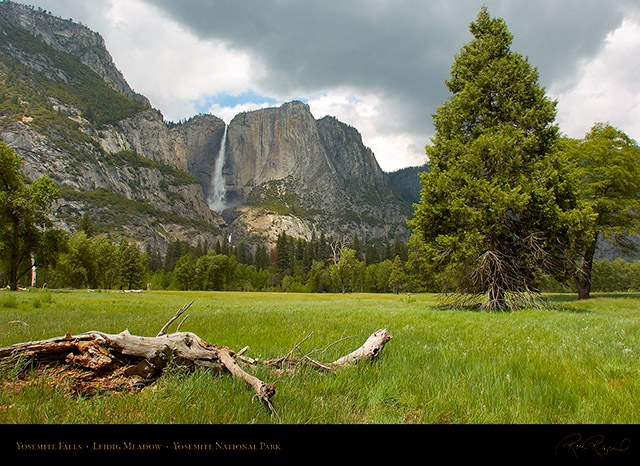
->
[208,123,228,212]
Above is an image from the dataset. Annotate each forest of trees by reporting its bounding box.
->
[8,227,638,296]
[27,229,421,293]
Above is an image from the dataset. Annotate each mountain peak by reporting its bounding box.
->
[0,0,148,106]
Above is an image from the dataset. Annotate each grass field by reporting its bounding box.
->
[1,289,639,424]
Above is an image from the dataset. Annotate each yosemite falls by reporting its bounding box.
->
[208,123,228,212]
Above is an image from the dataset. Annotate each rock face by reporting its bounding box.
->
[387,164,430,205]
[218,102,411,243]
[174,114,227,200]
[0,1,148,105]
[0,1,415,252]
[100,109,188,170]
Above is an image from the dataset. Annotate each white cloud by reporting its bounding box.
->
[98,0,260,121]
[207,101,282,125]
[307,89,426,171]
[551,18,640,141]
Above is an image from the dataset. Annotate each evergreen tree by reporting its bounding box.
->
[302,240,314,274]
[317,232,329,263]
[384,242,392,261]
[119,239,145,290]
[79,211,94,237]
[146,245,162,273]
[393,238,408,262]
[410,7,589,310]
[254,244,269,270]
[351,233,363,261]
[275,232,290,271]
[164,240,190,272]
[365,243,380,265]
[234,242,247,264]
[389,255,406,294]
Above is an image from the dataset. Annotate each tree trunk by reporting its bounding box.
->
[488,287,506,311]
[8,216,20,291]
[575,234,598,300]
[30,253,36,288]
[330,329,393,367]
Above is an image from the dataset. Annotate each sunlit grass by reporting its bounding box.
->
[0,290,639,424]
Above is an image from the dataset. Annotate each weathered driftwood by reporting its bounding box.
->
[331,329,393,366]
[263,328,393,370]
[0,305,393,417]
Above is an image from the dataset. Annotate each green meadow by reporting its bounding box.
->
[0,289,639,424]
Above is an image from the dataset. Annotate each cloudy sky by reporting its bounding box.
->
[24,0,640,172]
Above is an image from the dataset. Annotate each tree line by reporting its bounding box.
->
[4,222,637,296]
[24,229,419,293]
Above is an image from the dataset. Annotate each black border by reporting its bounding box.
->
[2,423,638,461]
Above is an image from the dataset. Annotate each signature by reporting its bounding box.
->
[555,433,631,457]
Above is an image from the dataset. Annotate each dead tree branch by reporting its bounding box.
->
[263,328,392,370]
[156,301,193,336]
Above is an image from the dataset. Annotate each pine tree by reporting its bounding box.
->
[118,240,145,290]
[79,211,94,237]
[365,243,380,265]
[393,238,408,262]
[410,7,590,310]
[351,233,363,261]
[275,232,291,275]
[254,244,269,270]
[389,255,406,294]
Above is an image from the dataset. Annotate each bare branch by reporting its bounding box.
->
[266,331,313,368]
[302,332,354,360]
[176,314,189,332]
[331,329,393,367]
[157,301,193,336]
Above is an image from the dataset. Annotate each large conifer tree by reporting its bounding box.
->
[410,7,590,310]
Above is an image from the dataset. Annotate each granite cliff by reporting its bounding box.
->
[0,1,415,253]
[220,102,412,243]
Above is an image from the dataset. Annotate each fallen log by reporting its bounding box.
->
[0,304,393,418]
[0,327,277,412]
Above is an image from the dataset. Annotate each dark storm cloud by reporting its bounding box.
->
[141,0,631,136]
